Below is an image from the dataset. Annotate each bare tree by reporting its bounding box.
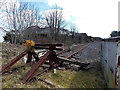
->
[44,5,66,41]
[0,0,7,28]
[70,22,78,39]
[2,1,41,43]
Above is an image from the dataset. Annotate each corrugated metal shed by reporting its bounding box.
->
[101,36,120,88]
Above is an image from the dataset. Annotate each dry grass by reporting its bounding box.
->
[1,43,106,88]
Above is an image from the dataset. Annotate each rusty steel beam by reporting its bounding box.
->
[57,56,90,66]
[57,49,71,55]
[22,51,55,84]
[65,43,90,59]
[32,52,40,62]
[26,51,32,63]
[34,43,64,51]
[34,46,63,51]
[1,50,28,73]
[35,43,63,47]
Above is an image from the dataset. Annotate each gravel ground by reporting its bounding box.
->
[59,44,86,57]
[74,41,102,63]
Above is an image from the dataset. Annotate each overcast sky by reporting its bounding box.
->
[0,0,119,42]
[47,0,119,38]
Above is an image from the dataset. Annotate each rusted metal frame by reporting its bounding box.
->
[35,43,63,47]
[22,51,53,84]
[32,51,40,62]
[34,46,63,50]
[1,50,28,73]
[49,44,56,51]
[26,51,32,63]
[49,51,58,70]
[65,43,90,59]
[26,49,40,63]
[34,43,64,51]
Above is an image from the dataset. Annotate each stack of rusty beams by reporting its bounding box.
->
[34,43,64,51]
[57,56,89,65]
[38,43,91,67]
[35,44,63,46]
[1,43,64,84]
[57,43,92,71]
[1,43,92,84]
[41,43,90,67]
[22,43,91,83]
[22,51,55,84]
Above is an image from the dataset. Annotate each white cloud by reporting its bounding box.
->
[0,0,20,11]
[48,0,119,38]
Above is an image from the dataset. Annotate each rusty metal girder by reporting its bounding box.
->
[22,51,56,84]
[34,46,63,51]
[26,51,40,63]
[26,51,32,63]
[1,42,63,84]
[1,50,28,73]
[34,44,64,51]
[32,52,40,62]
[35,43,63,47]
[65,43,90,59]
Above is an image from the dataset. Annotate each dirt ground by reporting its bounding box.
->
[73,42,101,63]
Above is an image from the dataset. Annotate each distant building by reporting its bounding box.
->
[59,28,71,35]
[92,37,102,41]
[22,25,71,43]
[74,33,92,43]
[21,25,102,43]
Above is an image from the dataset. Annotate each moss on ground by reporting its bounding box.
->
[2,69,106,88]
[39,69,106,88]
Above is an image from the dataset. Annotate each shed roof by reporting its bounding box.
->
[102,36,120,42]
